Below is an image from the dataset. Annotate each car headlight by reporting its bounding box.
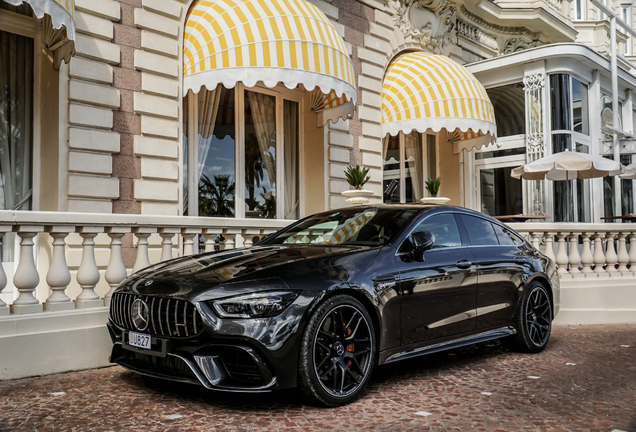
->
[212,291,300,318]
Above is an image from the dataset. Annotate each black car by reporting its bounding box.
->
[107,205,560,406]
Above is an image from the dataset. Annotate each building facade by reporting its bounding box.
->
[2,0,636,379]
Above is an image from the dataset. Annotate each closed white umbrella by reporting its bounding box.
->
[511,150,624,181]
[619,163,636,179]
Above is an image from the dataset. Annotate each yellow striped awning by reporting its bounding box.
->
[382,52,496,152]
[4,0,76,67]
[183,0,357,107]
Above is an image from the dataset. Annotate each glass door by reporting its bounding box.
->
[475,156,525,217]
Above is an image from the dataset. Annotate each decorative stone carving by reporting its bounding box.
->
[384,0,458,52]
[524,72,546,216]
[499,37,543,55]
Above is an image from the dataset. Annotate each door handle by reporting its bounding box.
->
[514,257,526,264]
[456,259,472,269]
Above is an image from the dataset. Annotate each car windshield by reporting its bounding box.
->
[260,207,419,247]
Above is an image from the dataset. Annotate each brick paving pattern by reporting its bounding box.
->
[0,325,634,432]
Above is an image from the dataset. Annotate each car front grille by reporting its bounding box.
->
[110,292,203,338]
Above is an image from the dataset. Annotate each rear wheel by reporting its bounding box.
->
[503,282,552,353]
[298,295,376,406]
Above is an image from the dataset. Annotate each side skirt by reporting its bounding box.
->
[381,327,516,364]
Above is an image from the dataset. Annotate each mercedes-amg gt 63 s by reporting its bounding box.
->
[107,205,560,406]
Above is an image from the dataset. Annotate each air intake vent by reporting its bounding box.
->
[110,292,203,338]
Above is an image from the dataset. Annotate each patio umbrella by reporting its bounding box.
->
[511,150,624,181]
[619,163,636,179]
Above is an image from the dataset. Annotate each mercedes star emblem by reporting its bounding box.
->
[131,299,149,331]
[144,279,154,286]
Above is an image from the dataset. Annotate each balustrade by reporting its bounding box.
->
[509,223,636,279]
[2,212,636,318]
[0,210,292,316]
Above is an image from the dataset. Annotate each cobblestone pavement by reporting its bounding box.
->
[0,325,635,432]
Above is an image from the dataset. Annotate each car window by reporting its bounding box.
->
[492,223,524,246]
[412,213,462,249]
[460,215,499,246]
[262,207,420,247]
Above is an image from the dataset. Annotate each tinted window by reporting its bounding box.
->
[413,213,462,249]
[460,215,499,246]
[492,223,523,246]
[261,207,419,247]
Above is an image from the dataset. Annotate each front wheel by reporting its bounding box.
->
[298,295,376,406]
[503,282,552,353]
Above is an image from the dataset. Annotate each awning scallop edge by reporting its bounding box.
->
[4,0,76,67]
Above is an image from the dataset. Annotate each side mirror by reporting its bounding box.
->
[412,230,435,253]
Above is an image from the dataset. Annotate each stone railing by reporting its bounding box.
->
[508,222,636,278]
[0,211,293,316]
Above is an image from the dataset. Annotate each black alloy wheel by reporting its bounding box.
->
[298,295,376,406]
[503,282,552,353]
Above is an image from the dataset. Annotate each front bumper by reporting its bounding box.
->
[107,291,315,392]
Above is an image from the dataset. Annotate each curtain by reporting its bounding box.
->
[284,100,299,219]
[404,132,423,202]
[245,91,276,210]
[197,86,220,181]
[247,91,276,184]
[0,30,33,262]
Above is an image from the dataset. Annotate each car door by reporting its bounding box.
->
[397,213,478,345]
[459,215,526,330]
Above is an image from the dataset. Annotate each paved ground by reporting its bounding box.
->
[0,325,634,432]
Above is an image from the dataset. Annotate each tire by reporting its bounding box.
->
[502,282,553,353]
[298,294,376,407]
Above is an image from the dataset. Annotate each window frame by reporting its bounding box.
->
[183,82,305,219]
[382,131,437,204]
[0,8,42,212]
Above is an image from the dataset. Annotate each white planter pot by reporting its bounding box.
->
[420,197,450,205]
[342,189,373,206]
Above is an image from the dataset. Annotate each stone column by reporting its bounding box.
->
[0,230,9,316]
[105,227,129,306]
[75,227,104,309]
[43,226,75,311]
[11,227,44,314]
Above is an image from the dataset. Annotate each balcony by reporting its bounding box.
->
[0,212,635,380]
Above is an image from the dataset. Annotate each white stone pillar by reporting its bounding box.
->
[616,233,630,274]
[11,227,44,314]
[181,228,200,255]
[580,232,595,276]
[132,228,154,272]
[555,232,570,276]
[629,232,636,276]
[568,232,582,277]
[105,227,129,306]
[605,232,618,275]
[203,228,223,252]
[0,230,9,316]
[593,232,609,277]
[222,228,242,250]
[44,227,74,311]
[530,231,542,251]
[242,228,260,248]
[75,228,104,309]
[544,232,556,262]
[158,227,180,261]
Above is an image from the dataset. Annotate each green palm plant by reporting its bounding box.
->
[425,177,441,197]
[344,165,370,190]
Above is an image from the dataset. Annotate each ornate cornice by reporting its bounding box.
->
[383,1,545,56]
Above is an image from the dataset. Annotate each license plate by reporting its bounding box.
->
[128,331,151,349]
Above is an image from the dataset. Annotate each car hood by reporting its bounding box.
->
[117,244,378,301]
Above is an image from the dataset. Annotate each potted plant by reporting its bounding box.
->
[421,177,450,204]
[342,165,373,206]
